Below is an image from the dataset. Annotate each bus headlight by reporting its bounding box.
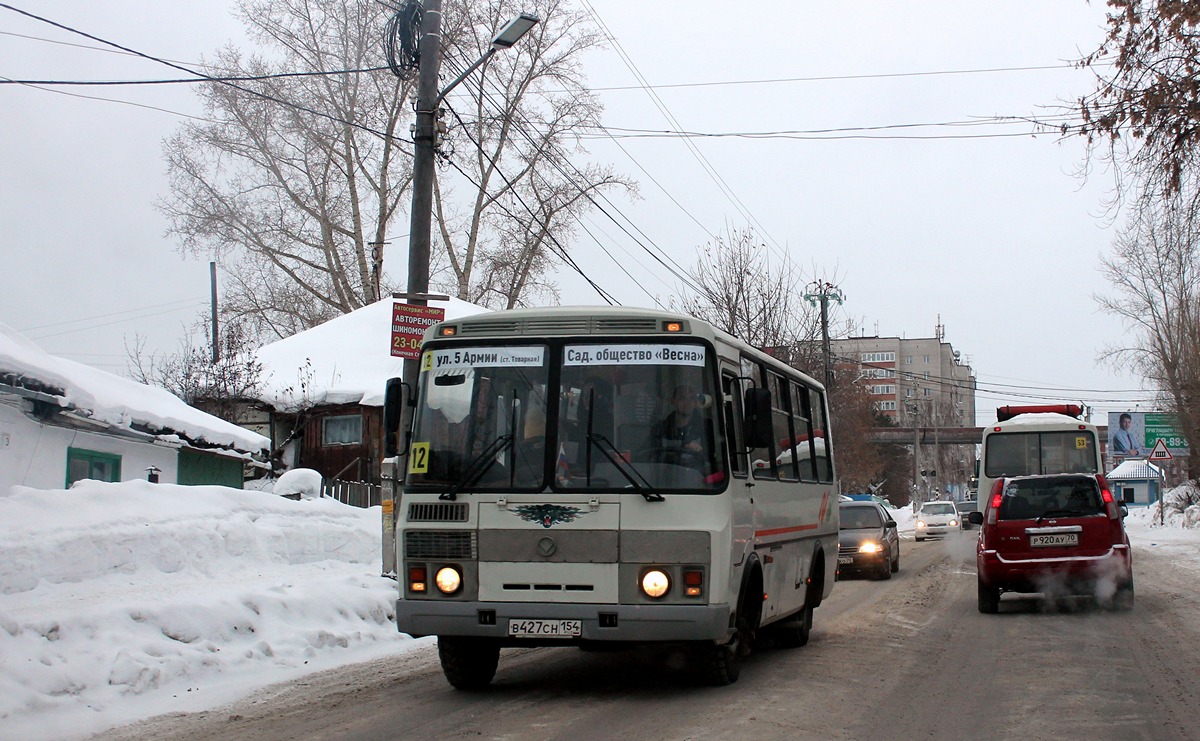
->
[435,566,462,595]
[641,569,670,598]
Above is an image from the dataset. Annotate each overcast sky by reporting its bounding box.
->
[0,1,1152,425]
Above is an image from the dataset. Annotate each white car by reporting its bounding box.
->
[915,501,959,541]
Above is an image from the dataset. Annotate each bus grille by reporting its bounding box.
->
[405,530,476,559]
[408,502,469,522]
[593,317,661,333]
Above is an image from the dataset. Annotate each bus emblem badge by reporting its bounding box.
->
[513,504,583,529]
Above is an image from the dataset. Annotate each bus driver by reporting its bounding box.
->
[645,385,716,473]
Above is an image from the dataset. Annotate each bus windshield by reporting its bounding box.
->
[555,343,725,492]
[983,430,1099,478]
[407,344,550,491]
[405,341,727,494]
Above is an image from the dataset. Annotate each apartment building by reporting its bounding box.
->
[830,328,976,427]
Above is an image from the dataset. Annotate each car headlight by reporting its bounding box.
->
[916,520,926,528]
[859,542,881,554]
[435,566,462,594]
[641,569,670,598]
[950,519,958,527]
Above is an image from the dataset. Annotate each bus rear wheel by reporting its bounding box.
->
[437,636,500,690]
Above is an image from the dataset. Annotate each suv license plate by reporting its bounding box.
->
[1030,533,1079,548]
[507,619,582,638]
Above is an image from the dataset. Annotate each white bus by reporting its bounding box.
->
[383,306,838,687]
[976,404,1102,512]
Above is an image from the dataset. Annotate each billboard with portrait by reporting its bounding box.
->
[1108,411,1189,458]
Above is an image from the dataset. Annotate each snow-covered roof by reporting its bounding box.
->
[254,297,489,409]
[1108,459,1164,481]
[0,321,269,453]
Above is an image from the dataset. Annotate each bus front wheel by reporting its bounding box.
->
[437,636,500,690]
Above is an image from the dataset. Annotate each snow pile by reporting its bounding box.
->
[273,467,323,499]
[0,480,421,740]
[1127,481,1200,529]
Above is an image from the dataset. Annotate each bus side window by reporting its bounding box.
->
[809,387,834,482]
[791,382,818,482]
[722,371,747,476]
[744,358,777,481]
[771,372,798,481]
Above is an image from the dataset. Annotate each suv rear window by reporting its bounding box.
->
[999,476,1103,521]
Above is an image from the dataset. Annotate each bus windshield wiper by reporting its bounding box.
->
[440,434,513,501]
[586,432,663,502]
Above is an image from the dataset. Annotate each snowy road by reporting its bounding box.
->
[96,531,1200,741]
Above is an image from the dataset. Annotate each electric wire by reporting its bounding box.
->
[579,0,796,270]
[440,53,713,305]
[438,59,685,302]
[0,3,413,156]
[439,101,620,306]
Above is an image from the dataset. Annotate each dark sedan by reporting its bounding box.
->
[837,501,900,580]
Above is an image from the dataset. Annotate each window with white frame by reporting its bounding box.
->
[869,385,896,395]
[876,400,897,411]
[861,352,896,363]
[922,354,931,364]
[904,355,913,365]
[322,414,363,446]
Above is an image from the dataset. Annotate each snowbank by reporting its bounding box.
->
[0,480,422,740]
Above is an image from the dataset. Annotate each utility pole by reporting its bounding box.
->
[804,280,844,390]
[209,261,219,364]
[380,5,538,576]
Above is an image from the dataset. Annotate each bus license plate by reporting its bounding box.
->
[507,619,582,638]
[1030,533,1078,548]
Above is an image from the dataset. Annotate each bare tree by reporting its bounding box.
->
[1078,2,1200,196]
[433,0,633,307]
[128,318,264,426]
[1096,195,1200,477]
[677,226,823,367]
[160,0,416,339]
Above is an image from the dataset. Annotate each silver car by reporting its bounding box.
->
[915,501,959,541]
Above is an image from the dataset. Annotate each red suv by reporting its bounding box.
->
[968,473,1133,613]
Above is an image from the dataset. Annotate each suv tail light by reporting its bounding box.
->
[986,479,1004,526]
[1097,474,1120,520]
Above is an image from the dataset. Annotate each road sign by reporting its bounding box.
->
[1148,438,1173,461]
[391,302,445,359]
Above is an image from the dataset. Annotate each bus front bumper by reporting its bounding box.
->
[397,599,732,644]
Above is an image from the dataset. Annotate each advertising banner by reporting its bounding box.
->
[1108,411,1189,458]
[390,302,445,359]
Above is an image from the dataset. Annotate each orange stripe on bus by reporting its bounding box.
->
[755,523,820,537]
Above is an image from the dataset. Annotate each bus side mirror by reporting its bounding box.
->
[742,387,773,449]
[383,377,410,458]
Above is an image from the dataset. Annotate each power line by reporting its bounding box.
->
[441,53,712,305]
[583,62,1102,93]
[0,3,412,154]
[0,66,392,86]
[579,0,795,270]
[18,297,207,332]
